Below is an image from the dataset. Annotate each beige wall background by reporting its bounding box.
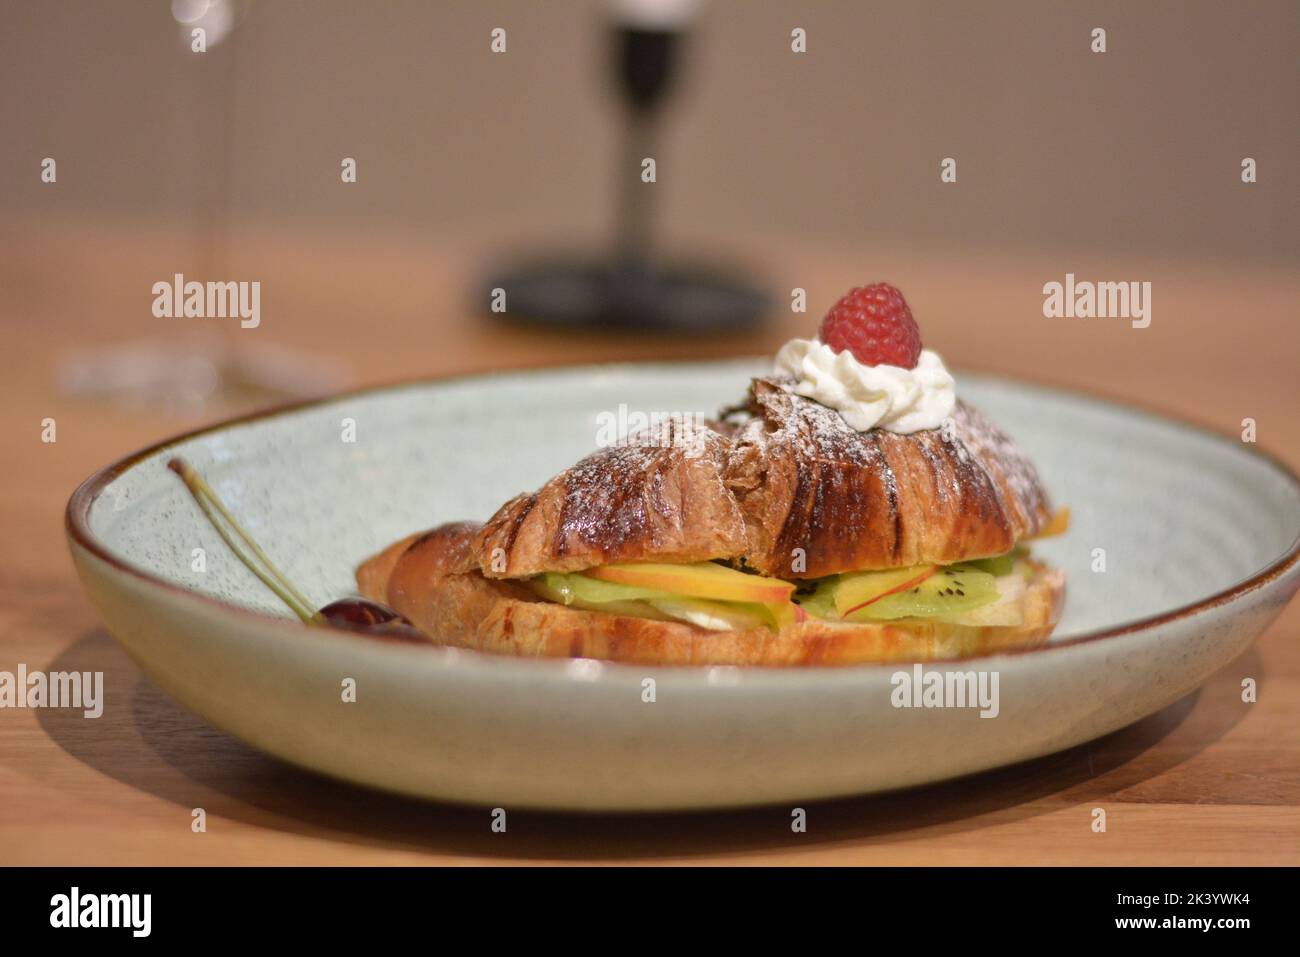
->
[2,0,1296,264]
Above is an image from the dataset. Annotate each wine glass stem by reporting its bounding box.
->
[617,111,654,268]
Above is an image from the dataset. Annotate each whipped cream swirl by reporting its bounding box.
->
[773,338,956,433]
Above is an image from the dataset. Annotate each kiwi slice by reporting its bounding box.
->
[966,544,1032,577]
[529,575,674,620]
[845,565,998,621]
[533,571,793,631]
[966,554,1014,577]
[793,581,839,621]
[533,571,674,605]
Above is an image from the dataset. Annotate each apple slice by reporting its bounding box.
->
[834,565,939,618]
[763,599,803,630]
[586,562,795,604]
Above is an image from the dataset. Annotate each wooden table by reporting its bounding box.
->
[2,217,1297,864]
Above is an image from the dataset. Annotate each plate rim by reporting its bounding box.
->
[64,358,1300,670]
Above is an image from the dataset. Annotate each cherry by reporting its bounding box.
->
[316,598,426,644]
[317,597,405,627]
[168,456,427,644]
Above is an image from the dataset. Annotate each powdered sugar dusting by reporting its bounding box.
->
[750,376,879,467]
[948,402,1049,528]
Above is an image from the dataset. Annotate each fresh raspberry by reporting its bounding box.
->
[818,283,922,368]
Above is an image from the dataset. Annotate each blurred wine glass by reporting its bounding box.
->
[479,0,770,333]
[57,0,347,416]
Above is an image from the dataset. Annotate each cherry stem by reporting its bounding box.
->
[167,456,323,625]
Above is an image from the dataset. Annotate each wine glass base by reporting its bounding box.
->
[57,340,350,415]
[480,260,770,333]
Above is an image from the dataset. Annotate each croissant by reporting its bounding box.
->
[357,376,1066,666]
[466,379,1053,580]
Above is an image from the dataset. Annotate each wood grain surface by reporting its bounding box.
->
[2,216,1297,865]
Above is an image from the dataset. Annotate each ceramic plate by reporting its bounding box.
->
[66,361,1300,810]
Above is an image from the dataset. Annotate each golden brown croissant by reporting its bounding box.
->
[356,376,1065,666]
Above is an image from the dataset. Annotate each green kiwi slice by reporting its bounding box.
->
[966,554,1015,577]
[793,581,839,621]
[845,565,999,621]
[532,571,675,605]
[966,545,1030,577]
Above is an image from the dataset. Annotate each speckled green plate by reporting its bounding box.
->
[66,361,1300,810]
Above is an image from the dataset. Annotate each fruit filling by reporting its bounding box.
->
[528,550,1040,632]
[794,552,1034,627]
[529,562,801,632]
